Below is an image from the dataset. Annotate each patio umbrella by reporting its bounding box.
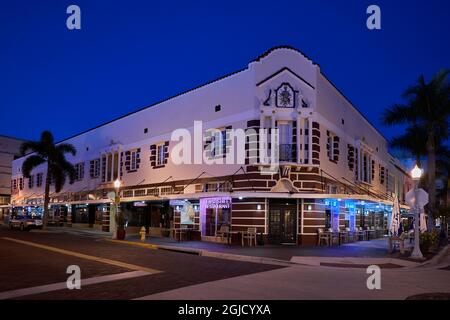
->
[389,194,400,236]
[419,207,427,233]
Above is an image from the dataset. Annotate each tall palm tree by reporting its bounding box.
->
[382,70,450,230]
[20,131,77,229]
[389,124,427,167]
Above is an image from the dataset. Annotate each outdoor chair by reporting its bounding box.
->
[345,227,355,242]
[317,228,330,246]
[242,227,257,246]
[216,225,230,242]
[356,227,366,241]
[339,229,349,244]
[328,228,339,245]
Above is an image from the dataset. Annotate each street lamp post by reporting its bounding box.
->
[410,164,423,259]
[112,179,121,239]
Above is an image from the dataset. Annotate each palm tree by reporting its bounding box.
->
[389,124,427,167]
[20,131,77,229]
[382,70,450,230]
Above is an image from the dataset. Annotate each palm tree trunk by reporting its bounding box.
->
[426,133,436,231]
[42,169,51,230]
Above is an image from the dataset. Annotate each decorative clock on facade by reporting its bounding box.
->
[275,83,295,108]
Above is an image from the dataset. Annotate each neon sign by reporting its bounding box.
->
[205,197,231,209]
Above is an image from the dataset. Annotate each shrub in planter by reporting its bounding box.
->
[420,231,439,254]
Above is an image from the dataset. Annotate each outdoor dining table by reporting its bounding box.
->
[322,230,343,246]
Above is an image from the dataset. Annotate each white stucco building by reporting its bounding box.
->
[11,46,412,245]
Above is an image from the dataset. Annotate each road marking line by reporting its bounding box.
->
[0,271,149,300]
[106,239,159,250]
[1,237,161,274]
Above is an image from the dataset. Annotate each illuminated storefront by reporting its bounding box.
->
[200,197,231,237]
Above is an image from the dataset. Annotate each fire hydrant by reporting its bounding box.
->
[139,226,146,242]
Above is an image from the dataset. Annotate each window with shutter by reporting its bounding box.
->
[347,144,355,171]
[90,159,100,178]
[36,173,43,187]
[326,130,339,163]
[150,142,169,168]
[28,175,34,189]
[74,162,85,181]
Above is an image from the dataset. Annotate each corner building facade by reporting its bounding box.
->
[11,47,412,245]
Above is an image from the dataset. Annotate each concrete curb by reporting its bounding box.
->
[106,239,160,250]
[105,238,448,269]
[200,250,298,266]
[289,256,419,267]
[105,239,296,266]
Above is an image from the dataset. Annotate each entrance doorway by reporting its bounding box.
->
[268,199,297,244]
[204,207,231,236]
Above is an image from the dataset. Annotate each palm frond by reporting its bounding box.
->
[20,141,44,156]
[58,159,77,184]
[431,69,450,88]
[381,104,415,125]
[22,155,46,178]
[57,143,77,157]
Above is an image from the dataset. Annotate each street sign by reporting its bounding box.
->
[405,188,429,207]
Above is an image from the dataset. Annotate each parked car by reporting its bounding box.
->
[9,215,43,231]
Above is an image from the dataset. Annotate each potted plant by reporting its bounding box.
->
[115,211,126,240]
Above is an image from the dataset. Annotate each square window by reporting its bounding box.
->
[144,128,148,134]
[215,105,221,112]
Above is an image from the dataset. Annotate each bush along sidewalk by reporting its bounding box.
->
[420,230,440,255]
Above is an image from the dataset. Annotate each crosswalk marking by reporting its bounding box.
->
[0,271,150,300]
[2,237,161,274]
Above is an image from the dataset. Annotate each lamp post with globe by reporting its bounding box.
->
[112,179,124,239]
[410,164,424,259]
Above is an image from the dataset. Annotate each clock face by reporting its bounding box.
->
[276,83,295,108]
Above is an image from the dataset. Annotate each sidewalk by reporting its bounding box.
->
[111,234,422,267]
[36,226,435,268]
[136,251,450,300]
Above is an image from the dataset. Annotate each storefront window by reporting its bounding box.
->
[122,201,172,229]
[72,205,88,223]
[200,197,231,236]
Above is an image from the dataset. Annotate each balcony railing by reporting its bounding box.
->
[279,144,297,162]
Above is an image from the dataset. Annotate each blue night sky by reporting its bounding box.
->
[1,0,449,158]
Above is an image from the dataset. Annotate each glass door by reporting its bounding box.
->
[269,208,281,243]
[282,208,295,243]
[204,207,230,236]
[268,201,297,244]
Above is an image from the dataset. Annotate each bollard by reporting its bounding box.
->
[139,226,146,242]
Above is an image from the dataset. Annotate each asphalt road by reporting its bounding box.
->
[0,226,281,300]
